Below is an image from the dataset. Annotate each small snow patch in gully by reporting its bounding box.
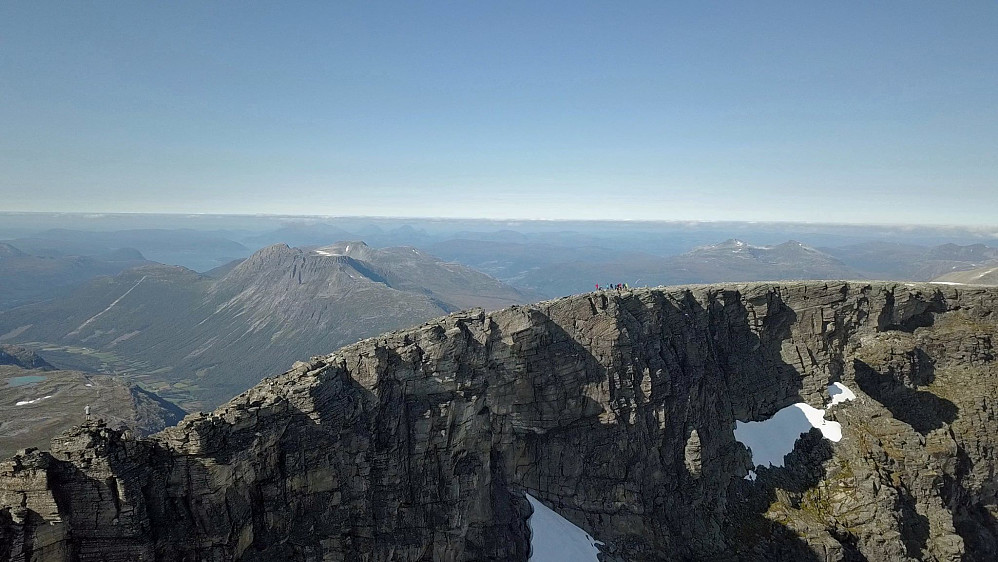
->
[525,493,602,561]
[16,395,53,406]
[735,383,857,480]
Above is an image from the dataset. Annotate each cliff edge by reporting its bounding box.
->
[2,281,997,561]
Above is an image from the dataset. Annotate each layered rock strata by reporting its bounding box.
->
[1,281,997,561]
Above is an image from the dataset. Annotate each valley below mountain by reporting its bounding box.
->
[0,242,534,408]
[3,281,996,561]
[0,345,184,459]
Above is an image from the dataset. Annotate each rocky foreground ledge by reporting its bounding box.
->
[2,281,997,561]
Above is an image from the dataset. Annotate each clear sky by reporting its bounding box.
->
[1,1,996,224]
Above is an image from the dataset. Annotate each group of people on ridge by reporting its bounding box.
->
[595,283,629,291]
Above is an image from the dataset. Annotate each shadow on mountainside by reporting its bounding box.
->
[941,421,998,560]
[945,449,998,562]
[470,288,827,561]
[853,358,958,435]
[876,288,947,333]
[726,435,839,561]
[694,288,836,561]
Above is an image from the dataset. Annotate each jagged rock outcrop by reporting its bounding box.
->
[2,281,997,561]
[0,346,52,371]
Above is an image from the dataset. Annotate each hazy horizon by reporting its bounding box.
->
[2,209,998,230]
[3,2,996,224]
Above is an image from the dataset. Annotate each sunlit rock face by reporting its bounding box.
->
[2,281,998,561]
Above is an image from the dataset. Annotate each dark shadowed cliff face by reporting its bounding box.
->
[2,282,998,561]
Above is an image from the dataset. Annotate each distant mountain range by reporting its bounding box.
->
[821,241,998,281]
[0,242,534,408]
[6,228,250,272]
[664,238,862,282]
[0,242,151,309]
[4,216,997,298]
[438,239,862,297]
[431,238,998,298]
[3,217,998,411]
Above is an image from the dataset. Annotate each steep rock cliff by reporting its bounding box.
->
[2,281,997,561]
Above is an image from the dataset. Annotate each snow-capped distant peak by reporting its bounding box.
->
[315,241,372,258]
[315,244,350,257]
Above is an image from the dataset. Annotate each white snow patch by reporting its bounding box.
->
[828,382,856,406]
[16,395,53,406]
[735,383,857,477]
[735,404,842,471]
[525,493,602,562]
[314,249,334,256]
[976,266,998,278]
[930,281,965,286]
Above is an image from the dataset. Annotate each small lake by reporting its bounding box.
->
[7,375,46,387]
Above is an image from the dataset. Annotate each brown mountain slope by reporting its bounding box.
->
[0,243,534,407]
[933,262,998,285]
[0,355,185,459]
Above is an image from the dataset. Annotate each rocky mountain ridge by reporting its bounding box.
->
[0,346,186,459]
[0,345,53,371]
[2,281,997,561]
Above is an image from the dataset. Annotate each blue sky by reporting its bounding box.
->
[1,1,996,224]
